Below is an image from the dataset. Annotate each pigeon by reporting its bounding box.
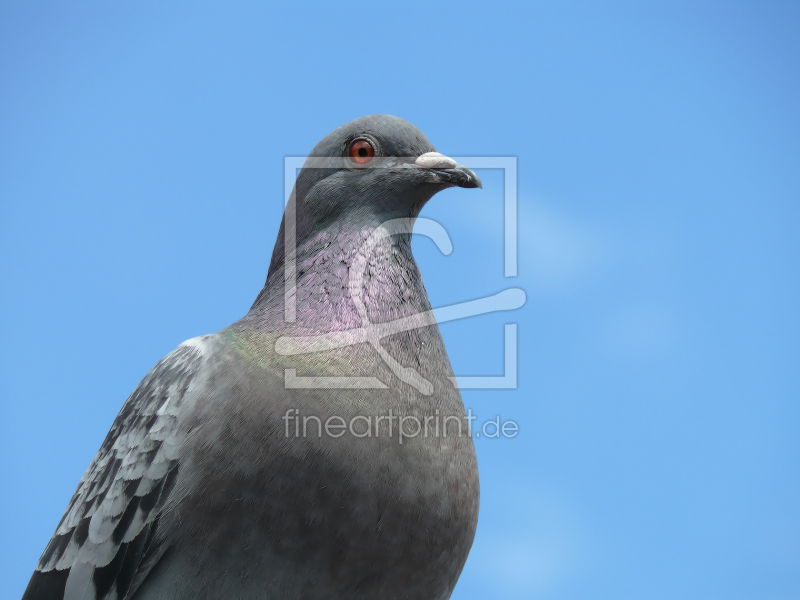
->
[23,114,482,600]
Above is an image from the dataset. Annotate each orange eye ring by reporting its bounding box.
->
[349,139,375,164]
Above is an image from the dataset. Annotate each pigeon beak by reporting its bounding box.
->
[415,152,482,189]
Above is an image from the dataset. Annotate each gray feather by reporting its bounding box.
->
[24,339,205,600]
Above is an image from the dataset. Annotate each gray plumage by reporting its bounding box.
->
[23,114,481,600]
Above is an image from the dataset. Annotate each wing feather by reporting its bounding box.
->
[23,336,208,600]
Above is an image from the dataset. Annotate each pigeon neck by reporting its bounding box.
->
[250,223,431,328]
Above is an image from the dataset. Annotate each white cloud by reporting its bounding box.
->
[425,192,611,293]
[467,488,585,596]
[480,538,567,591]
[519,202,610,291]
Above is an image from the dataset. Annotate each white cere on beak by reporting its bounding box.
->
[415,152,458,169]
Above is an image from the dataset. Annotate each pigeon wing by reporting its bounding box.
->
[22,337,208,600]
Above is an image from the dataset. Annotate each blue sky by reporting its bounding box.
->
[1,2,798,599]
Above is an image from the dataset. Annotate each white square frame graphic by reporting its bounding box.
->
[280,156,521,390]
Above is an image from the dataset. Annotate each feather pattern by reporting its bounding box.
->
[22,337,207,600]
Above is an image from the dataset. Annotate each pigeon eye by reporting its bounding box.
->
[349,139,375,164]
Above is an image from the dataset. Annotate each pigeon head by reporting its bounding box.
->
[293,114,481,229]
[266,115,480,281]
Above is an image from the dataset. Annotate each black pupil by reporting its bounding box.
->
[358,147,368,157]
